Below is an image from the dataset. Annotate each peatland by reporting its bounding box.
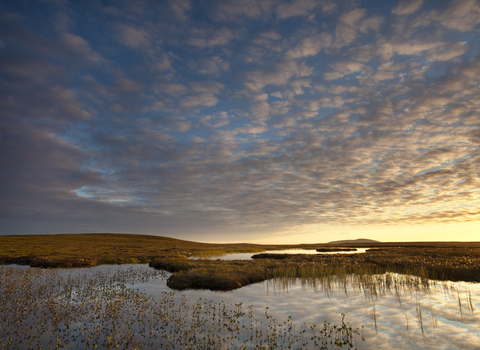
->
[1,233,480,291]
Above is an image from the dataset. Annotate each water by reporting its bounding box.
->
[135,268,480,350]
[190,248,372,260]
[2,264,479,349]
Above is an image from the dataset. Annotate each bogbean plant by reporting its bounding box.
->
[0,266,364,350]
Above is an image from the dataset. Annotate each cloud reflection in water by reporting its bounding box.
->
[136,267,480,349]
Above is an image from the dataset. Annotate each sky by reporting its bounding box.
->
[0,0,479,244]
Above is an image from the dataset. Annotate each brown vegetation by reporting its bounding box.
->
[2,233,480,291]
[151,246,480,291]
[0,233,320,266]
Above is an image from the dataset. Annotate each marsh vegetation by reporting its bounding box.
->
[1,234,480,349]
[2,263,477,349]
[0,265,363,350]
[2,234,480,291]
[149,245,480,291]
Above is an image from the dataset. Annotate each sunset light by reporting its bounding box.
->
[1,0,479,243]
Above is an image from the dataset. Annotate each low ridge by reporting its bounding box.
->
[327,238,380,245]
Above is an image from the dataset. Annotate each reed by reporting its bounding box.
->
[147,249,480,292]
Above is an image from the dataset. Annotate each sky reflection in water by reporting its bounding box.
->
[10,263,478,349]
[190,248,371,260]
[132,265,480,350]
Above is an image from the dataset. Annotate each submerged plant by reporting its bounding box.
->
[0,266,363,350]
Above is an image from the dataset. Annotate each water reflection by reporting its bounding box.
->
[189,248,372,260]
[1,265,361,349]
[2,264,478,349]
[136,267,480,350]
[316,248,371,255]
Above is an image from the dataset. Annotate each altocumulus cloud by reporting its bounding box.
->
[0,0,479,240]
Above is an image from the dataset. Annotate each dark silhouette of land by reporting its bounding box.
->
[327,238,380,245]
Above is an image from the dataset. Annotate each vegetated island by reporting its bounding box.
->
[1,233,480,291]
[316,248,358,252]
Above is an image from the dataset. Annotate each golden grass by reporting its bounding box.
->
[2,233,480,291]
[0,233,317,264]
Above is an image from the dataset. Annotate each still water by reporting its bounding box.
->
[135,266,480,350]
[189,248,372,260]
[2,264,479,349]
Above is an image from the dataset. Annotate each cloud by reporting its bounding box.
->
[170,0,191,21]
[212,0,268,21]
[392,39,443,55]
[333,13,364,48]
[191,80,225,94]
[176,121,191,132]
[149,101,165,111]
[115,77,143,92]
[243,60,313,92]
[290,79,311,95]
[333,9,383,48]
[180,93,219,108]
[155,54,172,71]
[426,42,468,61]
[359,15,383,33]
[271,91,283,98]
[115,23,150,48]
[391,0,423,15]
[432,0,480,32]
[187,27,235,48]
[197,56,230,76]
[251,100,271,123]
[276,0,319,19]
[285,33,332,59]
[0,123,104,224]
[1,13,102,67]
[155,83,188,96]
[324,61,365,80]
[2,0,480,239]
[60,33,104,63]
[232,125,269,135]
[0,13,57,56]
[260,31,281,40]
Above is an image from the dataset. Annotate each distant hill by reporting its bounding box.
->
[327,238,380,245]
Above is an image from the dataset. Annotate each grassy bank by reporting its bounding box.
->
[0,233,286,267]
[2,234,480,291]
[0,233,333,265]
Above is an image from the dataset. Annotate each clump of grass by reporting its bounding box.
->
[150,259,267,290]
[316,248,357,252]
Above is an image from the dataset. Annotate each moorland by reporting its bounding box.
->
[1,233,480,291]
